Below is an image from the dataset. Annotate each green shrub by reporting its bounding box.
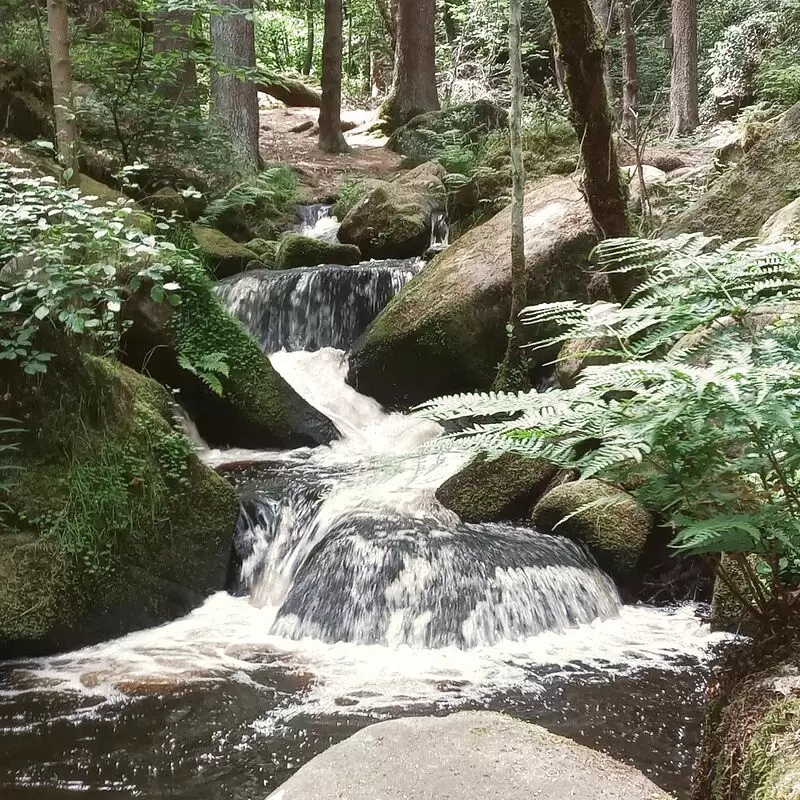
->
[334,177,367,219]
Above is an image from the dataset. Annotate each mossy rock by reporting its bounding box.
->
[339,162,447,260]
[695,655,800,800]
[0,347,239,656]
[191,224,259,278]
[246,238,279,265]
[78,174,154,233]
[347,177,596,408]
[531,479,652,580]
[143,186,187,219]
[276,234,361,269]
[386,100,508,162]
[435,453,558,523]
[121,256,338,449]
[664,102,800,241]
[556,334,621,389]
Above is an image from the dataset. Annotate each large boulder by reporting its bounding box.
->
[760,196,800,242]
[121,257,338,449]
[531,479,652,581]
[664,103,800,241]
[435,453,558,523]
[267,712,672,800]
[694,655,800,800]
[275,234,361,268]
[191,224,260,278]
[386,100,508,161]
[347,176,597,407]
[0,347,239,657]
[338,161,447,260]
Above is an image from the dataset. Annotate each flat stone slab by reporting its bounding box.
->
[266,711,673,800]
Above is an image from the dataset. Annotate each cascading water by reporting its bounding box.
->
[215,261,420,352]
[291,203,341,242]
[0,234,729,800]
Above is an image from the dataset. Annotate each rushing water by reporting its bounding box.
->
[0,259,728,798]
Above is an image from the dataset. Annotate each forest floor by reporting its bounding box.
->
[259,103,402,201]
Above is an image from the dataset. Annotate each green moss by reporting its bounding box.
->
[246,238,278,264]
[275,234,361,269]
[531,479,652,578]
[170,257,292,438]
[191,224,258,278]
[0,350,238,647]
[436,453,558,523]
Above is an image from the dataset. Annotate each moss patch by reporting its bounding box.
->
[275,234,361,269]
[191,224,259,278]
[0,346,238,653]
[436,453,558,523]
[531,479,652,580]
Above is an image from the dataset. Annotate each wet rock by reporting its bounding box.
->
[191,224,259,278]
[532,479,652,581]
[386,100,508,161]
[347,176,596,407]
[275,234,361,269]
[338,161,446,260]
[664,102,800,241]
[436,453,557,523]
[266,712,672,800]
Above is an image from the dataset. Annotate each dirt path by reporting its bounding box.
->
[258,103,402,201]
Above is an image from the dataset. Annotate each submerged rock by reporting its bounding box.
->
[122,258,338,449]
[266,712,672,800]
[275,234,361,269]
[191,224,260,278]
[531,479,652,581]
[664,102,800,241]
[338,161,446,260]
[0,348,238,657]
[347,176,596,407]
[435,453,557,523]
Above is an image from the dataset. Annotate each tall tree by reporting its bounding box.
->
[669,0,699,136]
[318,0,351,153]
[154,9,198,101]
[620,0,639,139]
[302,0,315,76]
[47,0,79,182]
[590,0,614,108]
[495,0,527,390]
[210,0,260,173]
[380,0,439,131]
[545,0,632,300]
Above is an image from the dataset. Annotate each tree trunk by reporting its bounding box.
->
[376,0,397,53]
[302,0,314,76]
[210,0,261,174]
[153,10,198,101]
[669,0,699,137]
[47,0,79,182]
[620,0,638,139]
[590,0,614,108]
[254,77,322,107]
[318,0,350,153]
[496,0,527,391]
[546,0,632,300]
[380,0,439,131]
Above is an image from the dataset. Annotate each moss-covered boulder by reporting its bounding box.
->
[0,347,239,657]
[665,103,800,241]
[347,177,596,407]
[276,234,361,269]
[386,100,508,161]
[435,453,558,523]
[531,479,652,581]
[338,162,447,260]
[121,258,338,449]
[246,238,279,265]
[695,653,800,800]
[191,224,259,278]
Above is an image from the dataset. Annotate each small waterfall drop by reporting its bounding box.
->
[291,203,341,242]
[215,261,420,352]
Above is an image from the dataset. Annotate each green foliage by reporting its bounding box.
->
[177,350,230,395]
[0,166,181,374]
[333,176,367,219]
[418,236,800,630]
[200,165,299,230]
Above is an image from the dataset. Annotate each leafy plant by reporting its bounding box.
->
[418,236,800,633]
[177,351,230,395]
[333,176,367,219]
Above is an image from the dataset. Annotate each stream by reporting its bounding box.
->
[0,211,727,799]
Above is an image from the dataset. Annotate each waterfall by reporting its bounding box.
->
[292,203,341,242]
[215,261,420,353]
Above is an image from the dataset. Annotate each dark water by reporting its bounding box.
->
[0,659,708,800]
